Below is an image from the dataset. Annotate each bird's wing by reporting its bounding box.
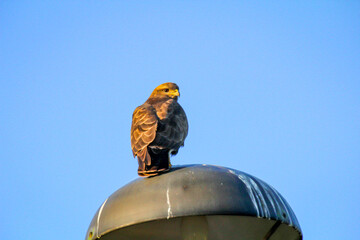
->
[177,104,189,146]
[154,103,188,149]
[130,105,158,157]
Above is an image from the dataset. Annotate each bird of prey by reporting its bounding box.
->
[131,83,188,177]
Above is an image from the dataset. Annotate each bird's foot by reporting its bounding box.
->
[138,166,170,177]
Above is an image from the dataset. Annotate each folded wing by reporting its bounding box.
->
[130,106,158,167]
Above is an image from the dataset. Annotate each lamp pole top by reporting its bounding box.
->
[86,164,302,240]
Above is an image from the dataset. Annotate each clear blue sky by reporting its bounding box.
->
[1,1,359,239]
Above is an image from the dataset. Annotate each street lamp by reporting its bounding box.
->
[85,164,302,240]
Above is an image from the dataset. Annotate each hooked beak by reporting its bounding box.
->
[173,89,180,97]
[170,89,180,98]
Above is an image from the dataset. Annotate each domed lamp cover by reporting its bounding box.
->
[85,165,302,240]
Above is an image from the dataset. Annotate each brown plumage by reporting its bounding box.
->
[131,83,188,177]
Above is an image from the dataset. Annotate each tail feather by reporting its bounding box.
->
[137,148,151,170]
[136,148,171,177]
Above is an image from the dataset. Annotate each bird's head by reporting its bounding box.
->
[150,82,180,100]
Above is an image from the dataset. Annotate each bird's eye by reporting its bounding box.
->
[164,89,169,92]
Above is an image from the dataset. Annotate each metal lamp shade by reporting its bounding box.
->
[85,165,302,240]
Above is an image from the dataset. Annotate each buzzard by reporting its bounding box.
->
[131,83,188,177]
